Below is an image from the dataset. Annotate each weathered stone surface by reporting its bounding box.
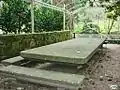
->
[0,65,85,89]
[0,30,71,60]
[21,38,106,64]
[1,56,24,65]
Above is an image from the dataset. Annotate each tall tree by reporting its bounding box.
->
[103,0,120,34]
[0,0,31,34]
[34,6,63,32]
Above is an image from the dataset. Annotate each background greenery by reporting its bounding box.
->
[74,0,120,34]
[0,0,120,34]
[0,0,63,34]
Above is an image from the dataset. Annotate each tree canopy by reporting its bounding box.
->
[0,0,63,34]
[0,0,120,34]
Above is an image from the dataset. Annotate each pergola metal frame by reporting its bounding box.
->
[24,0,87,33]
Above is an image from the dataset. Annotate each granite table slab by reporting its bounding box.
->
[21,38,106,64]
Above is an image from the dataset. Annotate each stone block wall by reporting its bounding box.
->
[0,30,71,60]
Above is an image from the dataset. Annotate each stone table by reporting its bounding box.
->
[21,38,106,64]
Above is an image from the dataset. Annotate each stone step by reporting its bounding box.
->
[0,65,85,90]
[1,56,24,65]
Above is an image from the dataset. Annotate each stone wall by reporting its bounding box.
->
[0,30,71,60]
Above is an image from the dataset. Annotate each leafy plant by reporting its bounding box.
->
[34,6,63,32]
[98,0,120,34]
[81,23,100,34]
[0,0,63,34]
[0,0,31,34]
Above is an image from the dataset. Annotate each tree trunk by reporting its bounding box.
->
[18,16,21,34]
[107,19,115,34]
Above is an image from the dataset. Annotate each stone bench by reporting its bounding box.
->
[0,65,85,90]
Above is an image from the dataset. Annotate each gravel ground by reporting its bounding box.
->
[0,44,120,90]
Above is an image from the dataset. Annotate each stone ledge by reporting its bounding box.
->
[1,56,24,65]
[0,65,85,90]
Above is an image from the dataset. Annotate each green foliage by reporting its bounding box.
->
[75,0,88,7]
[81,23,100,34]
[74,21,100,34]
[75,0,120,34]
[34,6,63,32]
[0,0,31,34]
[74,22,84,33]
[103,0,120,34]
[0,0,63,34]
[93,0,120,20]
[105,1,120,20]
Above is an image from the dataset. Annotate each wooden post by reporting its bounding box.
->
[71,13,74,32]
[63,4,66,31]
[31,0,34,33]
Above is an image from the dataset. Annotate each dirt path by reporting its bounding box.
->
[82,44,120,90]
[0,44,120,90]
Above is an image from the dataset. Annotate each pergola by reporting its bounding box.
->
[23,0,88,33]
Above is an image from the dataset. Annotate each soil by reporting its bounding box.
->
[0,44,120,90]
[82,44,120,90]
